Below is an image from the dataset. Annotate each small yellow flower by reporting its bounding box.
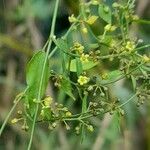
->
[125,41,136,51]
[132,15,139,21]
[68,14,77,23]
[82,27,88,34]
[40,109,44,117]
[73,42,84,54]
[78,75,90,85]
[101,73,108,79]
[87,125,94,132]
[86,15,98,25]
[110,25,117,32]
[11,118,18,124]
[110,40,117,48]
[112,2,119,8]
[65,111,72,117]
[91,0,99,5]
[104,24,111,31]
[80,53,89,63]
[43,96,53,108]
[104,24,117,32]
[142,55,150,63]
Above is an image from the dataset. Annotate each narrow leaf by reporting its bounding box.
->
[60,77,75,100]
[76,58,83,76]
[70,59,98,72]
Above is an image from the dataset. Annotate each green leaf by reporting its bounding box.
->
[99,70,123,85]
[60,77,75,100]
[26,51,49,116]
[99,35,113,44]
[55,38,68,52]
[106,70,122,80]
[140,67,148,78]
[141,65,150,72]
[98,4,111,24]
[55,38,70,74]
[41,108,52,120]
[104,113,120,141]
[76,58,83,76]
[69,59,98,72]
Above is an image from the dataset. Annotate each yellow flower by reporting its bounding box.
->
[104,24,116,32]
[87,15,98,25]
[87,125,94,132]
[142,55,150,63]
[101,73,108,79]
[78,75,90,85]
[68,14,77,23]
[91,0,99,5]
[73,42,84,54]
[40,110,44,117]
[65,111,72,117]
[132,15,139,21]
[110,40,117,48]
[82,27,88,34]
[43,96,53,108]
[112,2,119,8]
[80,53,89,63]
[11,118,18,124]
[125,41,136,51]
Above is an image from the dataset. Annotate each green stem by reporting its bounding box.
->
[0,89,27,136]
[79,0,86,20]
[27,0,60,149]
[135,19,150,24]
[134,44,150,51]
[82,91,88,114]
[118,93,137,108]
[0,100,20,136]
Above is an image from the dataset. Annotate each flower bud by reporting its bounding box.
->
[87,125,94,132]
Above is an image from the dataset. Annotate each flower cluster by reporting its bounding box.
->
[72,42,84,54]
[80,53,89,63]
[68,14,77,23]
[77,75,90,85]
[104,24,117,32]
[125,41,136,52]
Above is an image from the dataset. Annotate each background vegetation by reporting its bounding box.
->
[0,0,150,150]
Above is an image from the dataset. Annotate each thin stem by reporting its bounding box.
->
[118,93,137,108]
[0,100,20,136]
[27,0,60,149]
[134,44,150,51]
[135,19,150,24]
[0,89,27,136]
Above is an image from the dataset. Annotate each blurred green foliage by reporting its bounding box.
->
[0,0,150,150]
